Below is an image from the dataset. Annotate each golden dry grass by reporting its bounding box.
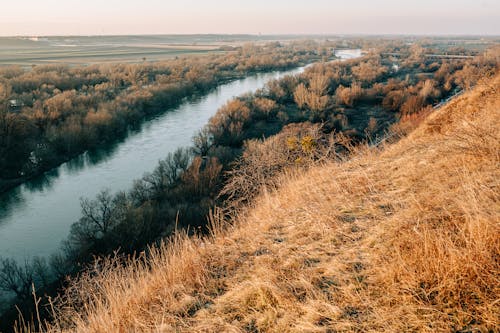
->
[40,73,499,332]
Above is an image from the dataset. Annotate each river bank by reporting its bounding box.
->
[0,60,323,196]
[0,65,309,262]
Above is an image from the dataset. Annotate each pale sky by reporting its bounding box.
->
[0,0,499,36]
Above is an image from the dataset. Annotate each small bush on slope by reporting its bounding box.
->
[220,122,352,211]
[34,74,499,332]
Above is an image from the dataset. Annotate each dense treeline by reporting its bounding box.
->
[0,41,325,192]
[0,40,498,331]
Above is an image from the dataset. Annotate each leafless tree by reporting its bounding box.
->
[0,258,34,300]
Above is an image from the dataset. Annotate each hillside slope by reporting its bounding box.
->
[45,73,499,332]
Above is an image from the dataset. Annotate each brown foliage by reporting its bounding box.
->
[400,95,425,116]
[335,82,362,107]
[351,59,387,83]
[181,156,223,197]
[208,99,251,145]
[419,79,440,101]
[220,123,344,209]
[382,90,406,111]
[293,83,308,109]
[252,98,277,118]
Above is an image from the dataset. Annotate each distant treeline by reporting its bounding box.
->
[0,39,498,332]
[0,41,329,192]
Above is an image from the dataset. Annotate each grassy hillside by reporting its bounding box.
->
[34,73,499,332]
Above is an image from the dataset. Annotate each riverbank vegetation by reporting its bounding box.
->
[0,41,327,192]
[0,38,498,331]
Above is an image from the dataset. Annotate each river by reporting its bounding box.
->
[0,67,306,262]
[0,50,361,263]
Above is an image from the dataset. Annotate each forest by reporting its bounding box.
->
[0,38,499,330]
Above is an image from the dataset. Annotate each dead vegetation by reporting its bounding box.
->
[24,72,499,332]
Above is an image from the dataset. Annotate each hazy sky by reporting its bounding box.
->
[1,0,499,36]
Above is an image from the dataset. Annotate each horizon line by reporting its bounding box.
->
[1,32,499,38]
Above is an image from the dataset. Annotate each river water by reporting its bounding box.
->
[0,67,306,262]
[0,49,361,263]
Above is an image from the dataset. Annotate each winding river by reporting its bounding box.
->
[0,67,306,262]
[0,49,361,263]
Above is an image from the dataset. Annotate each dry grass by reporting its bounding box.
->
[38,73,499,332]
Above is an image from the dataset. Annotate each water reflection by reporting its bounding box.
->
[0,188,26,225]
[65,142,124,175]
[23,169,59,192]
[0,171,61,224]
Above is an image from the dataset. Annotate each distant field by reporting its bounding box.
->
[0,34,327,66]
[0,43,223,66]
[0,35,252,66]
[0,46,224,66]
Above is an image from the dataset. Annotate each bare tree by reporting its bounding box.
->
[294,83,308,109]
[143,148,191,193]
[0,258,34,300]
[80,190,115,235]
[192,127,213,156]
